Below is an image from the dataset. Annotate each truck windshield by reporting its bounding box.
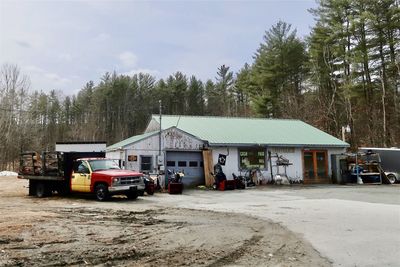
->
[88,159,121,171]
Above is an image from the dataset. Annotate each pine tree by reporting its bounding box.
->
[250,21,308,118]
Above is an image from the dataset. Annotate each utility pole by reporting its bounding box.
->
[159,100,162,157]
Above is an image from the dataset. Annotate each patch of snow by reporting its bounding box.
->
[0,171,18,176]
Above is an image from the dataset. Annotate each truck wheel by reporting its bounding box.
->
[29,180,36,196]
[56,182,70,196]
[35,182,50,198]
[95,184,109,201]
[126,191,138,200]
[387,174,397,184]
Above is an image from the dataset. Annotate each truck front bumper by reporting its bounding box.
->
[108,184,145,194]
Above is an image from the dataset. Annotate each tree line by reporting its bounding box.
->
[1,0,399,170]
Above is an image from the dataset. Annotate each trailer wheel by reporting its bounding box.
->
[95,184,109,201]
[387,174,397,184]
[35,182,50,198]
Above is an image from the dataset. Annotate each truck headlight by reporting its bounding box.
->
[112,177,120,184]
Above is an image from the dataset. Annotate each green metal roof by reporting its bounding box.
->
[152,115,349,147]
[106,131,158,151]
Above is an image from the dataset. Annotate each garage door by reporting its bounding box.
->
[166,151,204,186]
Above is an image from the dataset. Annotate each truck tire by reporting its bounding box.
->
[126,191,139,200]
[35,182,50,198]
[29,180,36,196]
[95,184,109,201]
[387,174,397,184]
[54,181,70,196]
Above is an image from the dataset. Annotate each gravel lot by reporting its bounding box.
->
[1,176,399,266]
[0,177,330,267]
[157,184,400,267]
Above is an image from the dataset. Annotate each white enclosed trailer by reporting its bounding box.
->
[55,142,106,153]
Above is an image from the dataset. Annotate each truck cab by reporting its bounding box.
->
[71,158,146,201]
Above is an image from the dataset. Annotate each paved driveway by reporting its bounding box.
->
[152,185,400,267]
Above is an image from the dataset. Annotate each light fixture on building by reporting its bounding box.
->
[342,125,351,142]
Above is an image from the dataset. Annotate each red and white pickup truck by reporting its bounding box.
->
[18,151,146,201]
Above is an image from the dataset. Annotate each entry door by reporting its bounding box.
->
[303,150,328,181]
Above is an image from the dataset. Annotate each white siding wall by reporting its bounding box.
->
[269,147,303,180]
[210,146,347,182]
[211,147,239,180]
[327,147,347,176]
[107,128,204,173]
[211,146,302,181]
[106,151,122,160]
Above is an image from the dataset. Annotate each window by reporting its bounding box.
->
[88,159,120,171]
[178,161,187,167]
[239,148,266,169]
[141,156,152,172]
[73,161,90,173]
[189,161,198,167]
[167,161,175,167]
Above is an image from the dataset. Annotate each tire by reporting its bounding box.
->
[146,189,154,195]
[126,191,138,200]
[56,182,70,196]
[35,182,50,198]
[95,184,109,201]
[29,180,36,196]
[387,174,397,184]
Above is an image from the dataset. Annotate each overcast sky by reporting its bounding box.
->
[0,0,317,95]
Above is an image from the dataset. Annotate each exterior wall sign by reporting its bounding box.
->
[163,128,203,150]
[128,155,137,162]
[218,154,227,165]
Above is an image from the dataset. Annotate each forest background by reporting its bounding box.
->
[1,0,399,170]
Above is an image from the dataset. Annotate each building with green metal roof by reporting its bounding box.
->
[107,115,348,186]
[145,115,348,147]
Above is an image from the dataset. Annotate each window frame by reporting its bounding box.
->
[140,155,153,172]
[189,161,198,167]
[238,147,268,171]
[166,161,176,167]
[178,161,187,167]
